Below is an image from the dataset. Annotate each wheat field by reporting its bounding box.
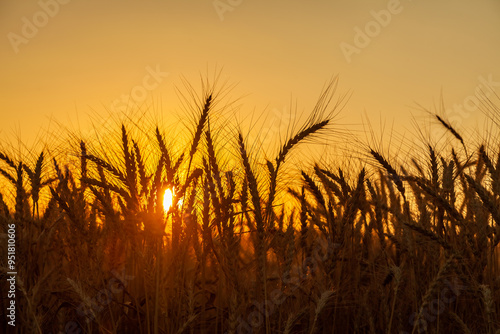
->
[1,78,499,333]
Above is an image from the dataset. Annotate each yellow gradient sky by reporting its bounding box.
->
[1,0,500,152]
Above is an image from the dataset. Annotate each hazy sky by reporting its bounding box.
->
[1,0,500,151]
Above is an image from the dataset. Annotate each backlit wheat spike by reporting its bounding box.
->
[442,157,455,203]
[479,284,494,333]
[175,314,198,334]
[320,167,351,198]
[480,145,500,195]
[403,220,455,253]
[177,168,203,200]
[225,170,236,202]
[412,255,457,334]
[67,277,97,323]
[121,124,132,177]
[80,140,87,182]
[0,192,9,217]
[429,145,439,189]
[340,168,365,228]
[266,116,333,226]
[155,126,171,167]
[17,275,42,333]
[238,177,248,232]
[283,213,295,284]
[0,151,16,170]
[28,151,44,218]
[133,139,148,196]
[147,155,164,212]
[284,310,305,334]
[370,149,405,200]
[88,185,116,219]
[206,128,225,202]
[302,171,326,210]
[448,311,471,334]
[277,120,329,168]
[238,131,268,329]
[405,175,465,225]
[85,154,127,183]
[0,166,16,184]
[387,265,401,334]
[172,152,185,175]
[299,186,309,255]
[122,125,139,204]
[97,164,113,207]
[14,162,25,222]
[435,114,466,151]
[314,165,343,203]
[366,178,386,251]
[238,133,262,228]
[494,150,500,193]
[465,174,500,227]
[189,94,212,159]
[310,290,335,334]
[411,157,424,177]
[479,145,495,175]
[203,157,221,230]
[180,94,212,216]
[81,176,130,199]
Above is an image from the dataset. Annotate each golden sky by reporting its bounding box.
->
[1,0,500,151]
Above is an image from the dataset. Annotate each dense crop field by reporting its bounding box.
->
[1,78,499,333]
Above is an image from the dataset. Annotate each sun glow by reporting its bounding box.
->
[163,188,174,212]
[163,187,182,213]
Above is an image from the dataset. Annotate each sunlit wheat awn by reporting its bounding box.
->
[3,68,499,333]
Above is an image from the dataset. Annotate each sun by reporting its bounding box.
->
[163,187,182,213]
[163,188,173,212]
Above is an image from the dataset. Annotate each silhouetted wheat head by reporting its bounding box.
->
[0,77,499,334]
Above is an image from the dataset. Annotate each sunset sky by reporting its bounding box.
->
[1,0,500,153]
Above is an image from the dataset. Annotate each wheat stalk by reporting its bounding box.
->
[435,115,466,152]
[370,149,406,200]
[309,290,335,334]
[412,255,457,334]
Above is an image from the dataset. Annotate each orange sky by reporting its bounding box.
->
[1,0,500,154]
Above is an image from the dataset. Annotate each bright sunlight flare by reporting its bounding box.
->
[163,188,174,212]
[163,187,182,213]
